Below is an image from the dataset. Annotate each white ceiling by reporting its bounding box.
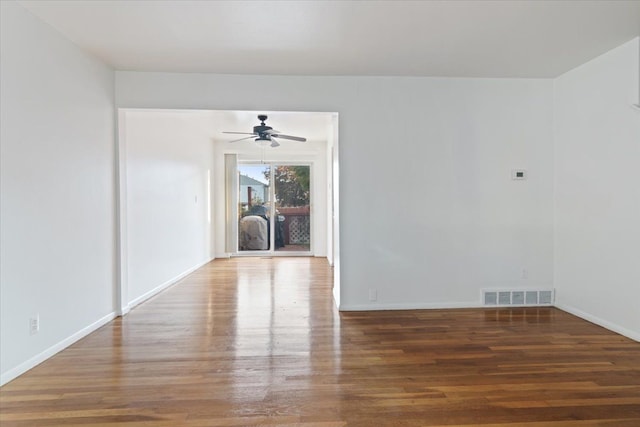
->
[18,0,640,78]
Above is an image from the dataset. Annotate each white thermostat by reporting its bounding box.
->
[511,169,527,180]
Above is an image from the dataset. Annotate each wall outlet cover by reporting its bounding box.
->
[511,169,527,180]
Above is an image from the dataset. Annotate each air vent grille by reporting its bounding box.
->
[482,289,554,307]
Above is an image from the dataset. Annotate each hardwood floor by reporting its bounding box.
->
[1,257,639,426]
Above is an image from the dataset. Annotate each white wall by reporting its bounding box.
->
[330,114,340,305]
[116,73,555,310]
[326,119,336,266]
[1,2,115,384]
[553,37,640,340]
[122,110,215,306]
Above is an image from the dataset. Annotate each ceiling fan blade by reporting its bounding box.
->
[270,137,281,148]
[222,131,256,135]
[264,129,281,135]
[270,133,306,142]
[228,136,256,143]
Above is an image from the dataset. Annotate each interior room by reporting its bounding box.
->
[1,1,639,425]
[117,109,338,309]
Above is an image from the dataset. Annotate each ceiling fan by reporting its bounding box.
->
[222,115,307,148]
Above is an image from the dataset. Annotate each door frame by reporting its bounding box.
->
[116,109,341,313]
[234,161,314,257]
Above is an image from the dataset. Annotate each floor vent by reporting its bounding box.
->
[482,289,554,307]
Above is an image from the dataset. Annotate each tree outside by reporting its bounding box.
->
[265,166,310,207]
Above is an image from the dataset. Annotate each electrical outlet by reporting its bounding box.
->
[29,314,39,335]
[511,169,527,180]
[369,288,377,302]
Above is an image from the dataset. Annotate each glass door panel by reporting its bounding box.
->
[238,164,271,252]
[273,165,311,252]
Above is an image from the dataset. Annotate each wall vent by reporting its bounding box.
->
[482,289,554,307]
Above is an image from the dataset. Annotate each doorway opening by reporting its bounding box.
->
[116,108,341,313]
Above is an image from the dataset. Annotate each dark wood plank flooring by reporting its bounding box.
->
[1,257,639,426]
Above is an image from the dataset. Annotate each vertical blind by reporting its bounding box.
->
[224,153,238,253]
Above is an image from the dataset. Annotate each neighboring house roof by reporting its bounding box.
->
[240,174,267,187]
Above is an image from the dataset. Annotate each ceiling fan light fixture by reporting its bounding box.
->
[255,136,271,146]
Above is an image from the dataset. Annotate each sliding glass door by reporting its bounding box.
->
[238,164,271,252]
[273,165,311,252]
[236,163,311,255]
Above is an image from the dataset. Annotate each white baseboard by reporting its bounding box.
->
[117,304,131,316]
[0,311,117,386]
[554,302,640,342]
[339,301,483,311]
[128,258,214,310]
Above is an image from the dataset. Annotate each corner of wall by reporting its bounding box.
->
[551,36,640,342]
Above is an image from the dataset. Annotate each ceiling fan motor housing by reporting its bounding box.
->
[253,115,272,138]
[253,125,272,137]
